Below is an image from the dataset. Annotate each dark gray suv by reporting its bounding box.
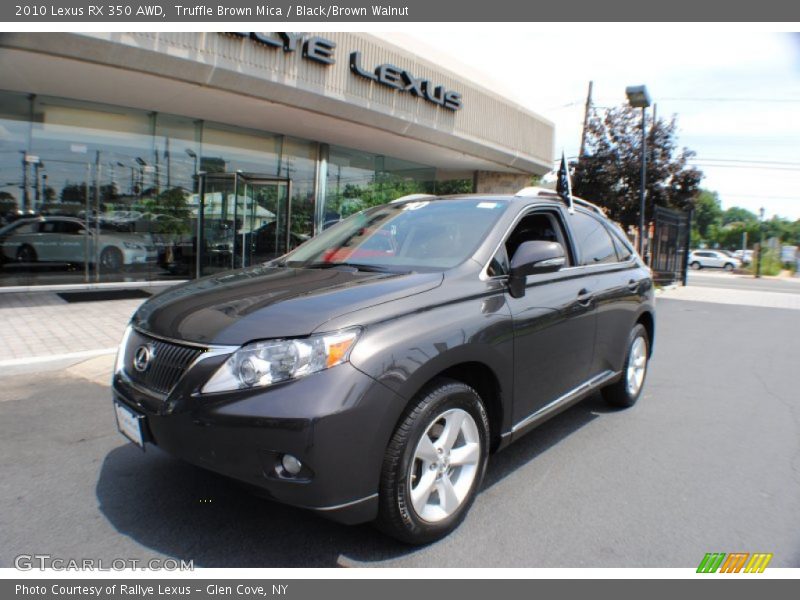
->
[112,188,655,544]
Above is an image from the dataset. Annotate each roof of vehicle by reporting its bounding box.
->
[391,187,606,216]
[10,215,84,223]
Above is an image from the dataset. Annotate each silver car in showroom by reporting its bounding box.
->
[1,216,156,271]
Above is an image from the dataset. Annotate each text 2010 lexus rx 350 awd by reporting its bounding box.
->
[112,189,655,544]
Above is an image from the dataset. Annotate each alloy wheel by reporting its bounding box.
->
[625,336,647,397]
[408,408,481,523]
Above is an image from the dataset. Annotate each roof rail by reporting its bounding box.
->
[572,197,606,215]
[514,186,558,198]
[389,193,437,204]
[514,187,605,216]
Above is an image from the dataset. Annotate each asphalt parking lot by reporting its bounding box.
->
[1,297,798,568]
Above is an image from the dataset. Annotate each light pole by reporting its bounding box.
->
[185,148,199,192]
[626,85,652,259]
[756,206,765,278]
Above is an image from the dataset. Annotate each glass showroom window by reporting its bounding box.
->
[280,137,317,249]
[149,114,201,279]
[321,146,466,231]
[0,91,36,287]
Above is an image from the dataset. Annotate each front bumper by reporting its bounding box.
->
[112,359,406,525]
[122,248,158,264]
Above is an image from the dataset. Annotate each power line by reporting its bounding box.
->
[659,97,800,103]
[691,162,800,172]
[691,158,800,167]
[721,193,800,201]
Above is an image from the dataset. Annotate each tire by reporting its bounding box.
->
[99,247,123,272]
[690,261,701,270]
[16,244,37,263]
[724,262,734,272]
[376,378,490,545]
[602,324,650,408]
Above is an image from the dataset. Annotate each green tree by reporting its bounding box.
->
[693,189,723,239]
[707,221,760,250]
[60,183,86,203]
[571,106,702,228]
[721,206,757,225]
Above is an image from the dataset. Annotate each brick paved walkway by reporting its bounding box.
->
[0,292,144,366]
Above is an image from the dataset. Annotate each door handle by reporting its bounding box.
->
[577,288,593,307]
[627,279,640,292]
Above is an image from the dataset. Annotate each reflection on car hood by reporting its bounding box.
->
[132,265,444,345]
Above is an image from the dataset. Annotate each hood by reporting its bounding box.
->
[132,265,443,345]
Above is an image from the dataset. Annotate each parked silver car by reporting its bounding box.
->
[0,216,157,271]
[688,249,741,271]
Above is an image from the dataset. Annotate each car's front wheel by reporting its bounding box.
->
[603,323,650,408]
[724,262,735,272]
[376,379,489,544]
[100,247,123,272]
[16,244,37,263]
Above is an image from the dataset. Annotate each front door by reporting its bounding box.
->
[196,173,291,277]
[502,208,597,427]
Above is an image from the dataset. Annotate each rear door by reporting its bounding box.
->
[566,210,647,375]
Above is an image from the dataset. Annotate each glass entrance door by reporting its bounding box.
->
[196,173,291,277]
[240,178,291,266]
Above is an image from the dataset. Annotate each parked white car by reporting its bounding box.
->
[689,249,741,271]
[0,216,157,271]
[732,249,754,264]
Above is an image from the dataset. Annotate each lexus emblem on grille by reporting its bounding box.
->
[133,344,154,373]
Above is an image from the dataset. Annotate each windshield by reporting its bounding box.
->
[282,198,507,272]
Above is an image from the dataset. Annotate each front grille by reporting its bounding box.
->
[124,329,205,396]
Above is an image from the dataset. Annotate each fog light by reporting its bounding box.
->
[281,454,303,476]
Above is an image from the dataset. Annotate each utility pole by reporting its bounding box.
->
[755,207,765,278]
[579,81,593,159]
[742,230,747,264]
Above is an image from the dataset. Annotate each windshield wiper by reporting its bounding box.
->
[305,262,400,273]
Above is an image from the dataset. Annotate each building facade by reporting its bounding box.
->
[0,32,554,287]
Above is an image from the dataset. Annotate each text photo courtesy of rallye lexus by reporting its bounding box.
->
[112,187,655,544]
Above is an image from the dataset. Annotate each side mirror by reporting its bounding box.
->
[507,241,566,298]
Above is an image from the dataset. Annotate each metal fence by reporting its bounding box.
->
[650,205,692,286]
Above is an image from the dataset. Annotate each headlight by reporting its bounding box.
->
[123,241,144,249]
[114,324,133,374]
[202,328,361,394]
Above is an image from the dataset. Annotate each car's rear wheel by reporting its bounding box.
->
[602,324,649,408]
[16,244,37,263]
[690,261,701,270]
[724,262,735,272]
[100,247,123,272]
[376,378,489,544]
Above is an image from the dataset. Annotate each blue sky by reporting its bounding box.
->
[396,29,800,220]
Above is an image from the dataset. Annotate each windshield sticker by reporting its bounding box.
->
[477,202,498,209]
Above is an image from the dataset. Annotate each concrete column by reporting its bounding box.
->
[474,171,531,194]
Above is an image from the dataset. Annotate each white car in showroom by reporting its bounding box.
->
[1,216,156,271]
[689,249,741,271]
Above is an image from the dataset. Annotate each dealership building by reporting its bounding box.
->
[0,32,554,288]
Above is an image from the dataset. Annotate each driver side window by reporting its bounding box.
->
[487,210,572,277]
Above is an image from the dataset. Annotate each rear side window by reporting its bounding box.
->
[569,211,618,265]
[58,221,85,235]
[609,230,632,261]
